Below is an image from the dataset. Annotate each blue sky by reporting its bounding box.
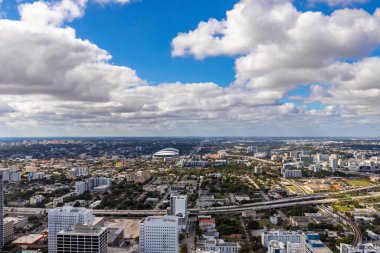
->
[74,0,380,88]
[70,0,239,86]
[4,0,376,88]
[0,0,380,136]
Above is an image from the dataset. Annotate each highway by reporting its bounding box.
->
[226,153,278,165]
[4,195,329,216]
[195,198,337,214]
[6,193,380,217]
[329,185,380,195]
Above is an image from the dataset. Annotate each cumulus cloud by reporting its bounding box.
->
[1,0,380,135]
[173,0,380,93]
[309,0,368,7]
[0,0,293,135]
[19,0,87,26]
[171,0,380,133]
[0,1,143,102]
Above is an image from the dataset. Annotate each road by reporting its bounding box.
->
[338,170,379,177]
[245,175,260,190]
[6,195,328,216]
[226,154,278,165]
[330,185,380,196]
[7,193,380,216]
[195,176,204,209]
[154,190,170,210]
[184,217,197,253]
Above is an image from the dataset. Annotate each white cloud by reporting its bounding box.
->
[0,0,294,135]
[19,0,87,26]
[1,0,380,136]
[0,18,143,101]
[309,0,368,7]
[173,0,380,94]
[94,0,131,4]
[18,0,132,27]
[171,0,380,133]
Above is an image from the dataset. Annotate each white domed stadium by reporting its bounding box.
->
[153,148,179,158]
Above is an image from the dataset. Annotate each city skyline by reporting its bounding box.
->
[0,0,380,136]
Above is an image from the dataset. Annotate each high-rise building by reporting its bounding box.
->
[169,194,188,231]
[3,219,14,245]
[329,156,338,172]
[1,169,21,182]
[70,167,90,178]
[75,181,87,195]
[75,178,113,194]
[48,207,94,253]
[57,225,107,253]
[139,215,179,253]
[283,170,302,179]
[0,170,4,248]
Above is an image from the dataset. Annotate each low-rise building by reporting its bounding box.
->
[199,218,216,231]
[340,243,380,253]
[203,239,239,253]
[30,195,45,205]
[262,230,305,248]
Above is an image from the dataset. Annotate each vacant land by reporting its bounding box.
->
[105,218,141,239]
[345,179,372,187]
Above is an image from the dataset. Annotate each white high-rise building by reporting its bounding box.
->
[70,167,90,177]
[75,181,86,195]
[169,194,188,231]
[1,168,21,183]
[48,207,94,253]
[88,177,112,189]
[329,156,338,172]
[139,215,179,253]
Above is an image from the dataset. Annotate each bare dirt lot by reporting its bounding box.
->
[105,218,141,239]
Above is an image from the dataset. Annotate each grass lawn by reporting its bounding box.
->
[333,204,355,212]
[345,179,372,187]
[214,193,229,199]
[287,185,298,192]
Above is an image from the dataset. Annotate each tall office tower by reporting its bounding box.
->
[139,216,179,253]
[48,207,94,253]
[0,171,4,249]
[329,156,338,172]
[57,225,108,253]
[169,194,188,231]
